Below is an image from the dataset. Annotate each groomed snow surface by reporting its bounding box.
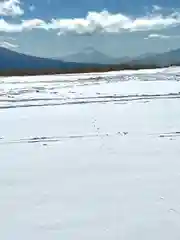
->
[1,66,180,240]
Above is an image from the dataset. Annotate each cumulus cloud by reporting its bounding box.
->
[0,0,24,16]
[1,9,180,35]
[21,19,46,29]
[0,40,18,48]
[50,10,180,34]
[52,11,131,35]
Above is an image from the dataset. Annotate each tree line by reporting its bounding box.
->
[0,63,171,77]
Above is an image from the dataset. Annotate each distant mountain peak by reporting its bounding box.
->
[60,47,115,64]
[68,46,103,56]
[82,46,99,54]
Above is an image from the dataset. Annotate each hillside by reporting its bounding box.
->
[0,47,98,70]
[129,48,180,66]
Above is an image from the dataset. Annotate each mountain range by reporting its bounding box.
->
[54,46,180,66]
[1,46,180,71]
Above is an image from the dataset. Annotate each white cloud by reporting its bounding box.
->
[0,40,18,48]
[0,18,46,32]
[1,9,180,35]
[0,0,24,16]
[48,10,180,34]
[152,5,162,11]
[145,33,170,39]
[127,14,180,32]
[0,18,22,32]
[145,33,180,40]
[52,11,131,35]
[21,19,46,29]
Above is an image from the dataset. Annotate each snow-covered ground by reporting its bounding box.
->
[1,67,180,239]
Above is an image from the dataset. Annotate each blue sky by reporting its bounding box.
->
[1,0,180,58]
